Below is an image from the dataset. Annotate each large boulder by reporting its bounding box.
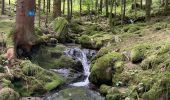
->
[11,60,65,96]
[89,52,123,85]
[51,17,68,43]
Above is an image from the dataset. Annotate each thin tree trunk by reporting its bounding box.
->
[1,0,5,15]
[109,0,114,27]
[99,0,103,13]
[105,0,109,16]
[164,0,168,14]
[67,0,71,21]
[80,0,82,15]
[38,0,41,27]
[121,0,126,25]
[71,0,73,18]
[145,0,152,21]
[45,0,49,27]
[43,0,46,12]
[63,0,65,14]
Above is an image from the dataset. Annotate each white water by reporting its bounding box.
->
[64,47,96,87]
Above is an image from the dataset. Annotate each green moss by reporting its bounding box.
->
[106,93,122,100]
[114,61,124,73]
[12,60,65,96]
[99,84,112,95]
[1,78,12,88]
[140,55,162,70]
[0,88,20,100]
[31,45,76,69]
[130,44,151,63]
[79,35,92,47]
[89,52,123,85]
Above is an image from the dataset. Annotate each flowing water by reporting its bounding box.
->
[43,46,105,100]
[64,47,96,87]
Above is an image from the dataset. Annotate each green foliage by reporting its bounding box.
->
[0,88,20,100]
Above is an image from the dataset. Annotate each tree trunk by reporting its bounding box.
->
[99,0,103,13]
[63,0,65,14]
[80,0,82,15]
[38,0,41,27]
[109,0,114,27]
[67,0,71,21]
[95,0,98,13]
[145,0,152,21]
[105,0,109,16]
[71,0,73,18]
[53,0,61,18]
[43,0,46,12]
[9,0,11,5]
[15,0,35,51]
[140,0,143,8]
[121,0,126,25]
[164,0,168,14]
[1,0,5,15]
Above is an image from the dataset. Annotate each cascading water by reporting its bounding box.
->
[64,47,96,87]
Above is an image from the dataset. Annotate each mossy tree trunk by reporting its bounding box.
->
[53,0,61,18]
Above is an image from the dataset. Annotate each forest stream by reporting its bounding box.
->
[42,44,104,100]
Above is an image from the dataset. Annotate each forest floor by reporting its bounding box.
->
[1,13,170,99]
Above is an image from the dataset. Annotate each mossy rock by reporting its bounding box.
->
[106,93,122,100]
[0,88,20,100]
[51,17,68,43]
[12,60,65,96]
[99,84,112,95]
[79,35,92,48]
[130,44,150,63]
[89,52,123,85]
[114,61,124,73]
[31,45,77,69]
[140,55,162,70]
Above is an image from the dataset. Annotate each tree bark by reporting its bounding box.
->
[105,0,109,16]
[15,0,35,53]
[1,0,5,15]
[145,0,152,21]
[53,0,61,18]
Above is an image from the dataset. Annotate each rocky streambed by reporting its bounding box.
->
[42,44,104,100]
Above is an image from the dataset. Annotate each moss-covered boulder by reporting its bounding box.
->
[51,17,68,43]
[130,44,150,63]
[0,88,20,100]
[99,84,112,95]
[31,45,79,70]
[12,60,65,96]
[89,52,123,85]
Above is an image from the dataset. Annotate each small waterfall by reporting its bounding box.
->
[64,47,96,87]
